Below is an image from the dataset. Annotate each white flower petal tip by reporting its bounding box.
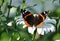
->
[51,19,56,24]
[28,26,36,34]
[16,21,24,25]
[16,22,20,25]
[46,16,50,20]
[50,24,55,32]
[23,25,27,28]
[37,24,55,35]
[33,14,38,17]
[20,21,24,24]
[37,28,44,35]
[16,17,24,25]
[44,17,56,24]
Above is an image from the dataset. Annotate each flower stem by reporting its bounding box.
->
[7,0,12,18]
[20,0,26,9]
[0,6,1,12]
[32,34,35,41]
[35,31,40,39]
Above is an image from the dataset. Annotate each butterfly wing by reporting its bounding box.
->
[21,9,49,27]
[35,13,46,28]
[21,9,34,27]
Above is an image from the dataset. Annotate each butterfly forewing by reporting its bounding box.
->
[24,13,34,27]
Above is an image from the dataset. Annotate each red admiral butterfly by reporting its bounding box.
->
[21,9,48,28]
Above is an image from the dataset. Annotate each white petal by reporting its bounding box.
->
[16,15,24,25]
[44,16,56,24]
[20,21,24,24]
[50,24,55,32]
[16,19,24,25]
[16,22,20,25]
[51,19,56,24]
[38,24,55,35]
[33,14,38,17]
[37,28,44,35]
[45,16,50,20]
[43,28,48,33]
[46,27,51,33]
[43,28,47,32]
[28,26,36,34]
[41,30,44,35]
[23,25,27,28]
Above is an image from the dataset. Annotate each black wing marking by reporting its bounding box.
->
[21,9,34,27]
[35,12,46,28]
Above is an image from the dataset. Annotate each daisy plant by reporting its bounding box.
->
[16,0,56,40]
[16,11,56,39]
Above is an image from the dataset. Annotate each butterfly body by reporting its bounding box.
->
[21,9,48,28]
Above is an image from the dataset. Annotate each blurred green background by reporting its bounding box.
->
[0,0,60,41]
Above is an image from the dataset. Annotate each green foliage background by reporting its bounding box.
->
[0,0,60,41]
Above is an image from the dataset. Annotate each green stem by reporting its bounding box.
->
[7,7,10,18]
[7,0,12,18]
[35,32,40,40]
[57,18,60,32]
[10,0,12,5]
[0,6,3,15]
[21,0,26,9]
[32,32,41,41]
[0,6,1,11]
[32,34,35,41]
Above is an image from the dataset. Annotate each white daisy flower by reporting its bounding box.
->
[16,14,56,35]
[16,15,24,25]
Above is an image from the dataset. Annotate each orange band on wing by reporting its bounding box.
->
[36,14,45,28]
[36,22,43,28]
[24,20,31,27]
[39,14,45,21]
[24,14,32,19]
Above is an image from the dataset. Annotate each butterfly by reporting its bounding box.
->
[21,9,49,28]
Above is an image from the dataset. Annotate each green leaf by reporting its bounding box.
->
[16,6,20,16]
[0,32,10,41]
[57,19,60,28]
[11,32,20,41]
[3,2,8,13]
[0,27,4,32]
[20,0,26,9]
[53,33,60,41]
[56,8,60,16]
[1,17,6,21]
[0,11,2,15]
[0,0,3,6]
[19,31,31,39]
